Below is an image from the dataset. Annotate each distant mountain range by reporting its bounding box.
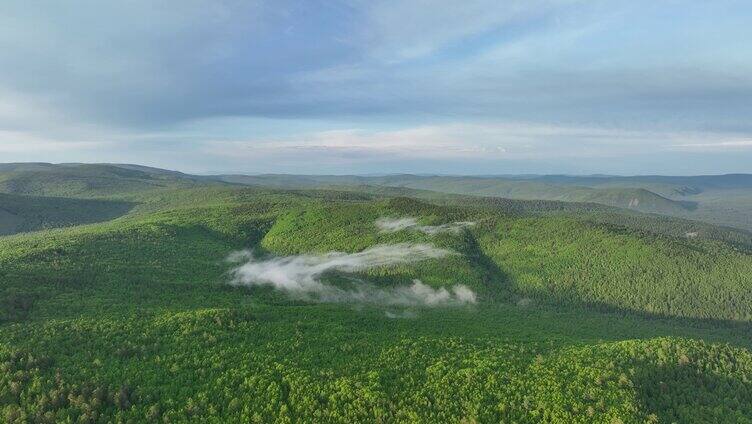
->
[1,163,751,231]
[211,172,752,231]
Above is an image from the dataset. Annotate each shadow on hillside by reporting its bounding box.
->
[461,229,514,301]
[478,236,752,336]
[635,361,752,423]
[0,291,37,323]
[474,216,752,334]
[498,270,752,337]
[0,195,138,236]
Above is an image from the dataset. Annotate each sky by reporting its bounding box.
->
[0,0,751,175]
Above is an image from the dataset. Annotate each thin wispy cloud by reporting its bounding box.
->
[670,140,752,151]
[227,244,476,306]
[201,123,752,163]
[0,1,750,173]
[362,0,578,62]
[375,217,475,235]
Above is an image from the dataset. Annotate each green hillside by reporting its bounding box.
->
[215,173,697,214]
[523,174,752,231]
[365,176,694,215]
[0,163,219,198]
[534,174,752,195]
[250,196,752,321]
[1,170,752,422]
[0,193,133,236]
[217,173,752,231]
[374,174,752,232]
[479,216,752,320]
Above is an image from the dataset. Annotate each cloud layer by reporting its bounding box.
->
[375,217,475,235]
[1,1,751,173]
[228,244,476,306]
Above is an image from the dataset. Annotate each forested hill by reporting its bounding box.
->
[214,173,694,214]
[0,193,134,236]
[4,163,750,230]
[0,163,224,198]
[2,163,752,421]
[533,173,752,194]
[214,172,752,231]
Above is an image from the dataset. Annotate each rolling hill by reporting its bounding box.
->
[364,175,696,215]
[4,163,750,231]
[216,173,752,231]
[215,173,697,214]
[0,163,221,198]
[532,173,752,195]
[1,164,752,422]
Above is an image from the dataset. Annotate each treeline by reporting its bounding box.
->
[3,313,752,423]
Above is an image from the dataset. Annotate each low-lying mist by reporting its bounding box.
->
[228,243,476,307]
[375,217,475,234]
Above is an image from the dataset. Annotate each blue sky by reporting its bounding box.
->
[1,0,751,175]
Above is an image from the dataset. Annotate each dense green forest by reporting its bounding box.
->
[0,193,134,236]
[1,164,752,422]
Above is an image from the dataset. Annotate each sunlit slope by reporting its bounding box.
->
[0,204,276,322]
[2,187,751,322]
[257,195,752,321]
[3,307,751,423]
[478,216,752,321]
[260,198,504,298]
[0,188,390,321]
[525,337,752,423]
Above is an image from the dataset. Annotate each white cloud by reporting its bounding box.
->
[670,140,752,151]
[201,125,508,161]
[0,1,750,173]
[375,217,475,234]
[227,243,477,306]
